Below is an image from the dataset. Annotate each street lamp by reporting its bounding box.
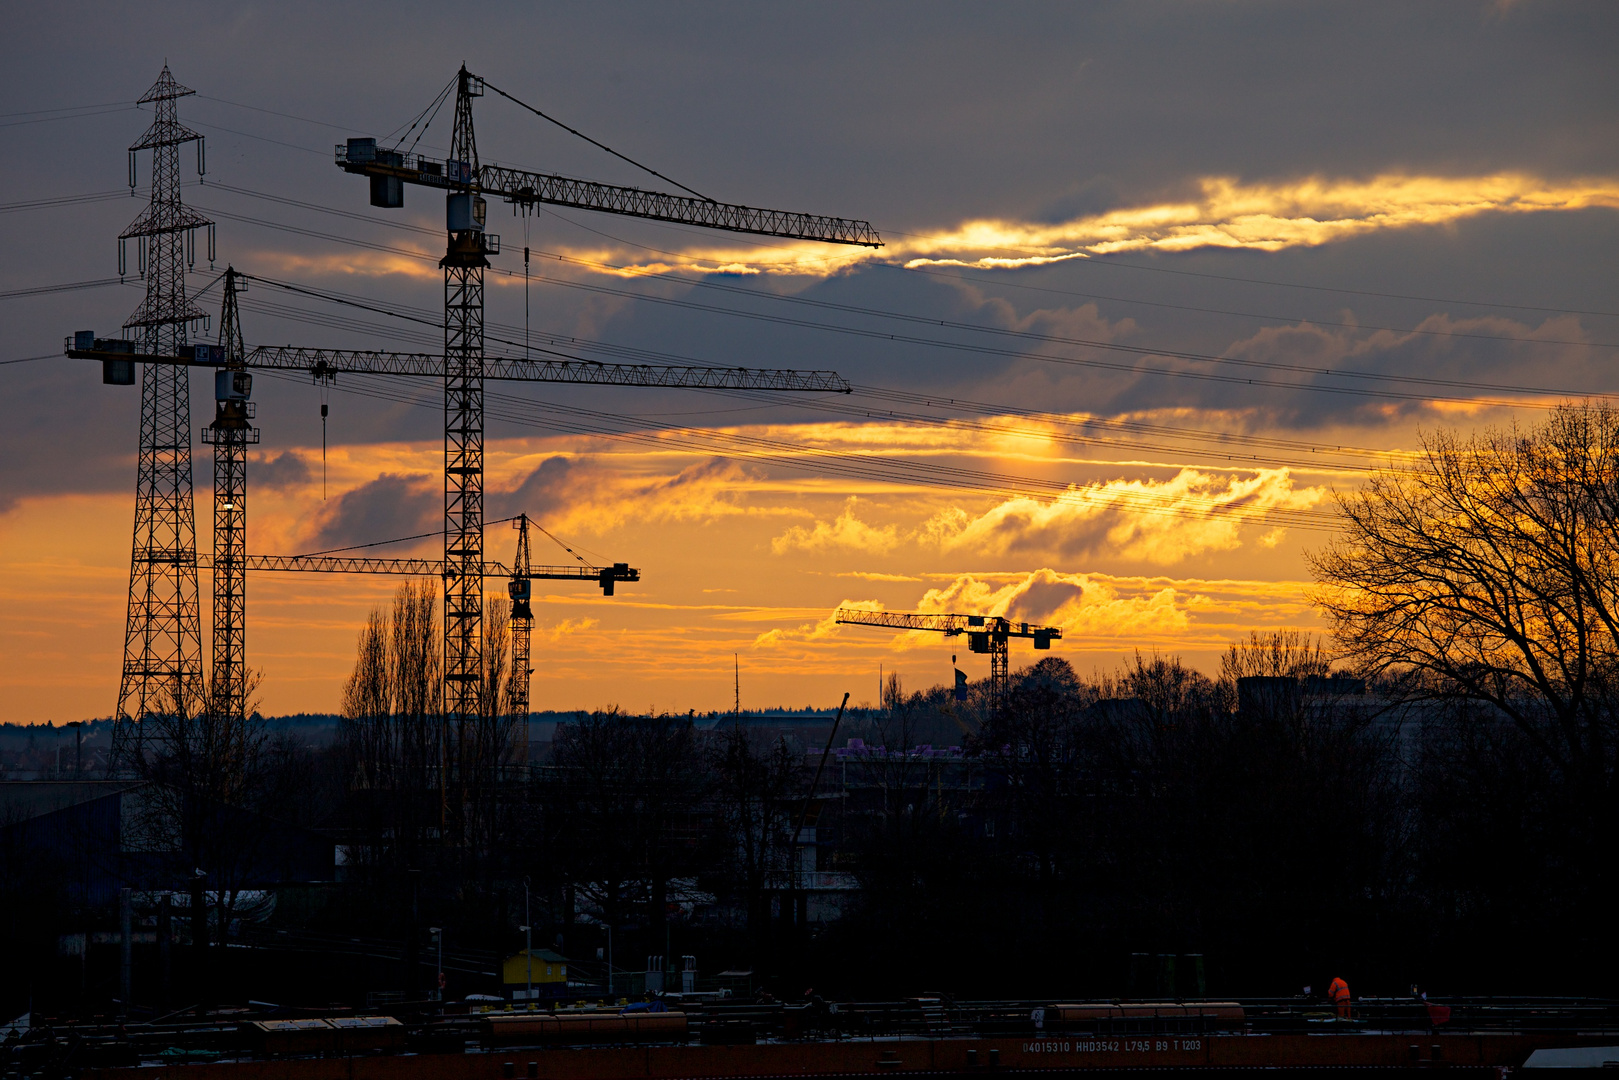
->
[429,927,442,1002]
[523,877,532,1005]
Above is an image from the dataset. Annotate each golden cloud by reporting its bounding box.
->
[550,172,1619,277]
[924,468,1328,564]
[771,497,902,555]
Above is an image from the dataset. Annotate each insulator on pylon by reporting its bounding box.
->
[197,137,206,179]
[118,238,126,278]
[128,151,137,192]
[207,224,216,267]
[186,227,196,269]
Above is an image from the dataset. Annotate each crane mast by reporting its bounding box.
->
[199,268,257,726]
[508,515,535,762]
[833,607,1062,708]
[439,68,491,735]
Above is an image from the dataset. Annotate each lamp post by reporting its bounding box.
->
[523,877,532,1005]
[429,927,442,1002]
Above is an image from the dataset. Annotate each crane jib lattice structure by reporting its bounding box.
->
[334,64,880,734]
[68,342,851,392]
[832,608,1062,706]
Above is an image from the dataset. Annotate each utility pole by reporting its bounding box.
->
[112,65,214,769]
[119,887,132,1016]
[523,877,532,1004]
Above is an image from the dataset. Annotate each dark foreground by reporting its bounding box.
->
[13,998,1619,1079]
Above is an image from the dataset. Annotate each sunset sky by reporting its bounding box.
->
[3,2,1617,724]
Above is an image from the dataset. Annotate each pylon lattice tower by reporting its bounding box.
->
[113,65,214,765]
[201,268,258,725]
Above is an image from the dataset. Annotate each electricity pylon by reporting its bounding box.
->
[112,65,215,768]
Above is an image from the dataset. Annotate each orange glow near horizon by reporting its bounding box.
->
[0,414,1354,725]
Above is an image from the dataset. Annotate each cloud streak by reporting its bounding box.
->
[573,172,1619,277]
[925,468,1327,564]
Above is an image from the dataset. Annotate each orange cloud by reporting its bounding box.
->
[771,497,902,555]
[923,468,1327,564]
[539,172,1619,278]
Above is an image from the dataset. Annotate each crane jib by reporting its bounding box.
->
[335,144,882,248]
[63,344,852,394]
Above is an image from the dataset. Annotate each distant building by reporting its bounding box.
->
[0,780,337,909]
[503,948,568,1000]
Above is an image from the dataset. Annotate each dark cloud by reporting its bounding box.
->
[494,455,589,523]
[3,2,1618,504]
[254,450,312,491]
[1006,574,1085,624]
[305,472,437,552]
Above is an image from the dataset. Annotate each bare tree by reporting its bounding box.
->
[708,726,802,956]
[131,667,271,953]
[1220,629,1331,683]
[1309,402,1619,786]
[338,580,442,870]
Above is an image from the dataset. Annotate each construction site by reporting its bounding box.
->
[7,6,1619,1076]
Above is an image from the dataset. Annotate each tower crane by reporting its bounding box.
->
[194,519,634,765]
[832,608,1062,708]
[333,65,881,741]
[69,268,810,766]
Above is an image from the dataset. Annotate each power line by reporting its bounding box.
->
[0,100,131,120]
[195,93,364,134]
[0,105,138,130]
[186,189,1612,407]
[228,271,1400,470]
[0,277,126,300]
[138,89,1619,321]
[264,367,1339,531]
[189,178,1616,357]
[0,190,138,214]
[1037,250,1619,321]
[885,263,1617,350]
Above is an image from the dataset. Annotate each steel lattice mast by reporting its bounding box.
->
[112,66,213,765]
[200,268,258,725]
[507,515,535,763]
[442,68,490,741]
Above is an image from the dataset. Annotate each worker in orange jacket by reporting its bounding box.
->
[1328,976,1351,1019]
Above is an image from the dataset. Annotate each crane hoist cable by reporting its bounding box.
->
[383,74,456,156]
[292,515,530,560]
[532,521,589,566]
[482,79,716,203]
